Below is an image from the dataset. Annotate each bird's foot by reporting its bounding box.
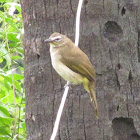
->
[64,82,72,89]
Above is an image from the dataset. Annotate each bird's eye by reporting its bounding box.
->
[55,38,61,42]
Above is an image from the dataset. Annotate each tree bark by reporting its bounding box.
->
[21,0,140,140]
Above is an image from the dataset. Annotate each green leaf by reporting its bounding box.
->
[8,33,19,43]
[0,75,4,81]
[0,58,3,63]
[11,55,21,60]
[0,47,11,65]
[14,80,21,90]
[15,5,21,13]
[0,105,10,118]
[0,117,14,127]
[21,122,26,130]
[3,76,12,84]
[17,48,24,55]
[10,74,23,80]
[0,90,6,99]
[3,80,11,91]
[0,127,12,137]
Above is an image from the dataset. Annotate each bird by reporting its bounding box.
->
[45,32,98,118]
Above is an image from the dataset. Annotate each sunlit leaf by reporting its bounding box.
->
[0,117,14,126]
[11,55,21,60]
[15,5,21,13]
[10,74,23,80]
[0,47,11,65]
[8,33,19,43]
[0,58,3,63]
[0,105,10,118]
[0,75,4,81]
[14,80,21,90]
[0,127,12,137]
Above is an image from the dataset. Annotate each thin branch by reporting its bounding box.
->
[2,17,14,29]
[50,0,83,140]
[0,49,15,59]
[11,72,17,135]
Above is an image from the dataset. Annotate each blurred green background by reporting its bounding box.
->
[0,0,25,139]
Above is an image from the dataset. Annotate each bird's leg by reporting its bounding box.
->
[64,82,72,89]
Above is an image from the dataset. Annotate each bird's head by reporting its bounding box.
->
[45,32,70,47]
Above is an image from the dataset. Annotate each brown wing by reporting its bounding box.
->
[61,46,95,81]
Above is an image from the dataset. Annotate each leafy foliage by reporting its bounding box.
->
[0,0,25,139]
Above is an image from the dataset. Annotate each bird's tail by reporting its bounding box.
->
[88,81,98,118]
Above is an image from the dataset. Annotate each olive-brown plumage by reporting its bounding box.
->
[45,32,98,118]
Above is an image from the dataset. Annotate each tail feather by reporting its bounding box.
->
[83,79,99,118]
[88,81,99,118]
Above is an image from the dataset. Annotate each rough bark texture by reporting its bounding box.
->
[21,0,140,140]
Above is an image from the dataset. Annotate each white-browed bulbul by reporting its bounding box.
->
[45,33,98,118]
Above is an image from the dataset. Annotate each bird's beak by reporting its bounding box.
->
[44,38,54,43]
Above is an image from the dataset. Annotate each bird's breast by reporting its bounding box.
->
[50,49,84,84]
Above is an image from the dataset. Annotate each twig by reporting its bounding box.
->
[2,18,14,29]
[49,0,83,140]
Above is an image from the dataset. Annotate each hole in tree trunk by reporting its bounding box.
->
[103,21,123,42]
[112,117,140,140]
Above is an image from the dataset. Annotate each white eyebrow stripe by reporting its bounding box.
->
[51,36,62,40]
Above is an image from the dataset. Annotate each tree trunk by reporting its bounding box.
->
[21,0,140,140]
